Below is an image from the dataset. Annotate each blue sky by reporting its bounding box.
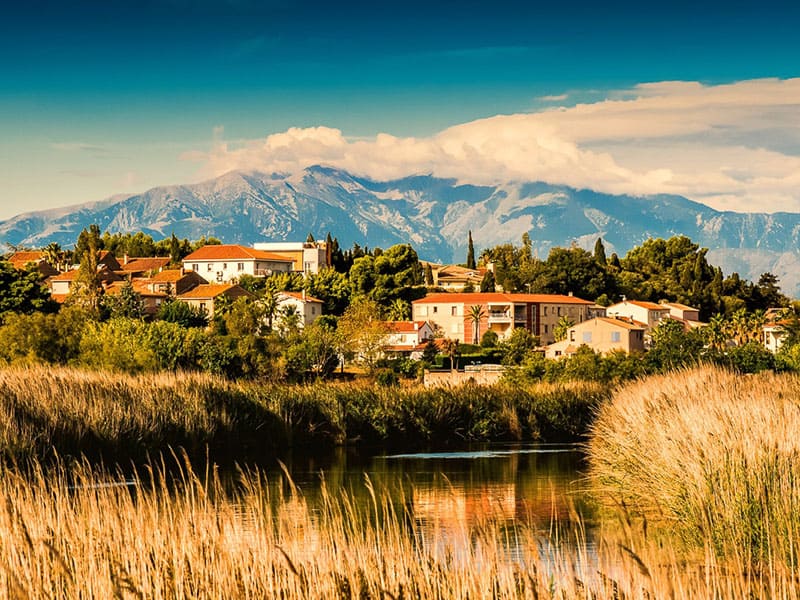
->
[1,0,800,219]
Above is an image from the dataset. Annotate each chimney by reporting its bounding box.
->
[568,291,573,297]
[622,295,627,303]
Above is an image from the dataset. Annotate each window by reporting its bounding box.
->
[451,306,457,316]
[192,264,199,272]
[543,307,548,316]
[311,306,316,314]
[207,263,213,271]
[237,263,244,271]
[611,331,621,343]
[570,331,575,342]
[582,331,592,343]
[433,306,438,314]
[199,302,207,313]
[544,324,548,333]
[222,263,227,270]
[557,307,562,316]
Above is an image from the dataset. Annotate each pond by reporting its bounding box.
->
[266,443,598,565]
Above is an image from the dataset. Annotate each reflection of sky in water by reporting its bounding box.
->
[268,443,600,569]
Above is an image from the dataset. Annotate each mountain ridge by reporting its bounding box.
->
[3,165,800,295]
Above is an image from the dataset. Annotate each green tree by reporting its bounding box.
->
[387,298,411,321]
[500,328,539,365]
[157,298,208,328]
[646,318,703,372]
[441,337,460,372]
[304,267,351,315]
[552,316,575,342]
[466,230,476,269]
[593,238,607,266]
[0,261,57,315]
[169,233,181,265]
[480,270,496,293]
[424,263,435,286]
[337,297,389,372]
[68,226,105,314]
[103,280,144,320]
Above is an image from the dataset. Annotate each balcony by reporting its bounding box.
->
[487,310,512,323]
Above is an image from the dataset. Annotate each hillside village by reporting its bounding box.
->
[2,228,798,384]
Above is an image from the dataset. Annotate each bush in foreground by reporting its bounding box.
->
[589,366,800,567]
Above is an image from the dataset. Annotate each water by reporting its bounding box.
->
[265,443,598,564]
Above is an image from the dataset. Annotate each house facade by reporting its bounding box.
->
[411,292,593,344]
[383,321,436,356]
[545,317,646,358]
[253,241,330,274]
[426,264,486,291]
[6,251,59,277]
[276,291,324,328]
[606,299,671,330]
[182,245,294,283]
[144,269,208,296]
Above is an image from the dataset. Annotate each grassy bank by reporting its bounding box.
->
[0,459,794,599]
[0,366,608,463]
[589,366,800,569]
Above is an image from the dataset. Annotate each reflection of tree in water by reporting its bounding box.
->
[251,443,597,566]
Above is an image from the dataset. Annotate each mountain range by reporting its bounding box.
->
[2,165,800,295]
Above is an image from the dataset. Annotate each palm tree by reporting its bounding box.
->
[467,304,486,345]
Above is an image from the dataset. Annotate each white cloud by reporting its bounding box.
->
[185,78,800,213]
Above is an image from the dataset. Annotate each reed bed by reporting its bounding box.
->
[0,457,797,599]
[0,365,608,462]
[589,366,800,570]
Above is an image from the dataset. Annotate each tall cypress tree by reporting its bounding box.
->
[594,238,607,266]
[466,230,476,269]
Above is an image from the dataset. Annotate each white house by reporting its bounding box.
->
[275,291,324,328]
[606,299,671,331]
[182,245,294,283]
[383,321,436,358]
[253,241,330,274]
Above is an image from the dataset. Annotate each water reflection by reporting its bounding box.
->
[270,443,597,565]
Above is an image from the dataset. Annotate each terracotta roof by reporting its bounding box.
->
[413,292,592,305]
[49,268,122,283]
[612,300,668,311]
[104,281,167,298]
[594,317,647,330]
[279,291,323,303]
[7,251,45,266]
[183,245,295,262]
[177,284,253,300]
[120,257,171,272]
[149,269,207,283]
[661,301,698,311]
[386,320,429,333]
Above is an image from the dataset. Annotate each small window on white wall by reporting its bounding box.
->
[611,331,621,343]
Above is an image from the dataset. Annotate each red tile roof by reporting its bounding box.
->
[413,292,592,305]
[279,291,323,303]
[386,320,429,333]
[594,317,647,330]
[177,284,253,300]
[613,300,668,311]
[119,257,171,272]
[183,245,294,262]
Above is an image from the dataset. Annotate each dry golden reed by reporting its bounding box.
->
[590,366,800,571]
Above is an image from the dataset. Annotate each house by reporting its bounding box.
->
[47,267,124,303]
[411,292,593,344]
[383,321,436,357]
[6,251,59,277]
[763,321,789,354]
[175,284,254,318]
[660,302,706,330]
[275,291,324,328]
[252,241,330,274]
[104,280,168,317]
[144,269,207,296]
[425,263,486,291]
[545,317,646,359]
[606,299,671,331]
[182,245,294,283]
[97,251,123,271]
[118,256,171,277]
